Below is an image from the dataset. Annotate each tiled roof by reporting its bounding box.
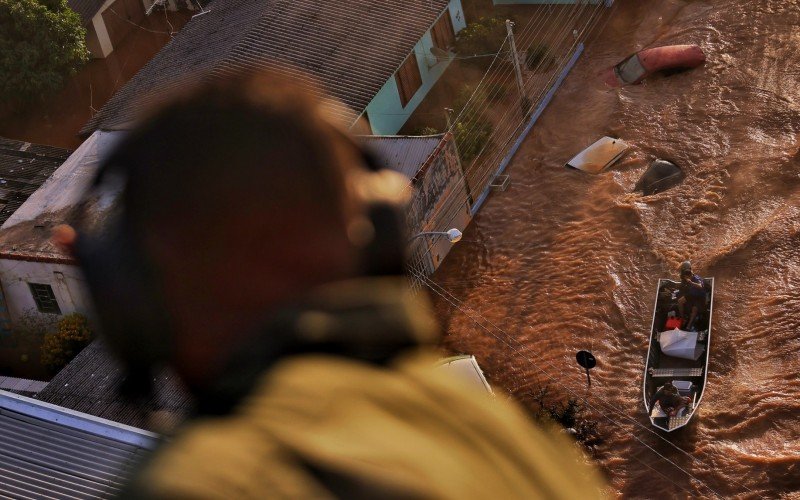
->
[0,137,71,228]
[35,340,192,432]
[0,389,159,498]
[362,134,445,179]
[82,0,450,135]
[67,0,106,24]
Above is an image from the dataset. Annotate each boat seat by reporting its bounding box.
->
[668,415,691,430]
[650,367,703,378]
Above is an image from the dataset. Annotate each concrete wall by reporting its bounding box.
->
[0,261,92,325]
[407,136,472,274]
[87,0,196,59]
[364,0,467,135]
[88,0,116,59]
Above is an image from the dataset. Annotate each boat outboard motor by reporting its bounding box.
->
[634,159,685,195]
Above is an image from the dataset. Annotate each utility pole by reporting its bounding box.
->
[445,107,474,206]
[505,19,530,115]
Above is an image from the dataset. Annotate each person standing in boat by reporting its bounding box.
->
[678,268,706,330]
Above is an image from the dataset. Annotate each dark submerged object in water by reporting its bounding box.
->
[634,159,684,195]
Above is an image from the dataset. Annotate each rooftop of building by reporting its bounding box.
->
[0,137,71,230]
[82,0,450,135]
[0,387,160,498]
[34,340,192,432]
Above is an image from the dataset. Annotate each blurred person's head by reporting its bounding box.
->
[71,71,409,392]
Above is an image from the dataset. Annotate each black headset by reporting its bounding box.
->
[74,129,408,398]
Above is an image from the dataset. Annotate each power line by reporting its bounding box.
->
[413,270,763,498]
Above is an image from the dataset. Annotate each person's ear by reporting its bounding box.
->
[51,224,77,256]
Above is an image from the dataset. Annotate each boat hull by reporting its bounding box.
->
[642,277,715,432]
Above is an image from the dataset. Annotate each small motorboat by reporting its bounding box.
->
[565,136,630,174]
[643,277,715,432]
[601,44,706,87]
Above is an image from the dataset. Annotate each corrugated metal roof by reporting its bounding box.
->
[0,390,159,499]
[0,376,48,395]
[82,0,450,135]
[361,134,445,179]
[36,340,192,432]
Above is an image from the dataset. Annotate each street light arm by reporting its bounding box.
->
[408,228,463,243]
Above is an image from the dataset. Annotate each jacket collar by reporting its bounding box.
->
[194,277,439,415]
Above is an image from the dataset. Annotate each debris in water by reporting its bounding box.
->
[600,44,706,87]
[565,137,630,174]
[634,159,685,195]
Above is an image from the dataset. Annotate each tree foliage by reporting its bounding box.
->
[0,0,89,106]
[453,17,507,69]
[452,84,493,164]
[41,313,93,373]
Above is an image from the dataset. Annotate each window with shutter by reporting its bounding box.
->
[431,10,456,51]
[28,283,61,315]
[395,53,423,107]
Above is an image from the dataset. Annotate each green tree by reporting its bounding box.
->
[0,0,89,106]
[453,17,507,69]
[452,84,493,163]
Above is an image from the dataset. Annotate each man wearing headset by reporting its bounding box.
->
[57,71,604,499]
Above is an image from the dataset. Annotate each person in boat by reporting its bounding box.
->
[650,382,691,417]
[678,268,706,330]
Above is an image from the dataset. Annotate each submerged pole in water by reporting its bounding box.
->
[576,350,597,387]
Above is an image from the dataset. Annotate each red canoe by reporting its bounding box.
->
[601,44,706,87]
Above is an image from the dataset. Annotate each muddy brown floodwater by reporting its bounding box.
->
[432,1,800,498]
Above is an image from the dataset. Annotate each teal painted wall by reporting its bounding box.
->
[364,0,466,135]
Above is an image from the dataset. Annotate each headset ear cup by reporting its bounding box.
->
[361,202,407,276]
[75,213,172,389]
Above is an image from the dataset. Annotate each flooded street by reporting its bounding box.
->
[432,0,800,497]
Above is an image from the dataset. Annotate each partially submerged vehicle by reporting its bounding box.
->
[634,159,685,195]
[643,277,715,432]
[565,137,630,174]
[601,44,706,87]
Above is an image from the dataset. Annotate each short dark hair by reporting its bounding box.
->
[110,71,356,243]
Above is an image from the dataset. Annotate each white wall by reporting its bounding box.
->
[0,260,92,325]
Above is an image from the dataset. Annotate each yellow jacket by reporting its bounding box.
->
[131,352,605,499]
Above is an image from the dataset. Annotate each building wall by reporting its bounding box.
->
[407,136,472,275]
[87,0,196,59]
[364,0,467,135]
[0,260,92,326]
[89,6,114,58]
